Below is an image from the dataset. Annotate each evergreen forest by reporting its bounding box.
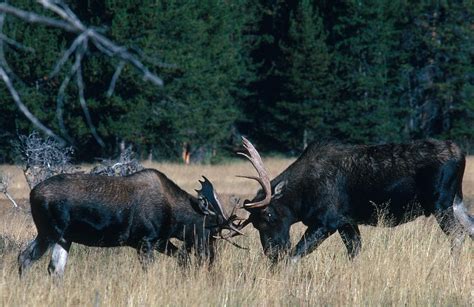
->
[0,0,472,162]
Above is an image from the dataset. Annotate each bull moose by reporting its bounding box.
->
[18,169,241,276]
[234,138,473,262]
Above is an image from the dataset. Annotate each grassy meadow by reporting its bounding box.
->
[0,157,472,306]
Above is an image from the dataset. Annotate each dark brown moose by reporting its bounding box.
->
[18,169,241,276]
[236,137,473,262]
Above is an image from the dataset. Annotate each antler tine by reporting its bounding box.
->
[238,141,268,177]
[212,235,249,250]
[238,137,272,209]
[236,151,251,161]
[215,224,245,240]
[198,176,228,220]
[197,177,249,241]
[236,175,267,190]
[228,223,245,236]
[218,218,252,239]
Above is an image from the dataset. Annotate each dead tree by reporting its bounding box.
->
[0,1,165,145]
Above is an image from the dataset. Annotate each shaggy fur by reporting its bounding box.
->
[19,169,221,276]
[245,139,469,261]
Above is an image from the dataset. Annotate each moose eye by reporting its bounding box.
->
[264,212,274,223]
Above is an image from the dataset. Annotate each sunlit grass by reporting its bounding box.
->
[0,157,472,305]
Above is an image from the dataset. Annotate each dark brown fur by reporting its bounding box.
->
[245,139,469,261]
[19,169,222,276]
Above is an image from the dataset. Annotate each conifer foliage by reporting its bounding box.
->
[0,1,472,161]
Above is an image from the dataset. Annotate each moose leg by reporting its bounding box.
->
[185,230,214,267]
[435,205,466,256]
[290,226,336,262]
[204,239,215,266]
[452,195,474,239]
[431,161,469,254]
[48,239,72,277]
[155,240,180,257]
[157,240,190,267]
[338,224,362,259]
[18,236,51,277]
[175,239,194,267]
[137,240,155,270]
[194,237,212,266]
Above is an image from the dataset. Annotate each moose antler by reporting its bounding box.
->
[195,177,245,239]
[237,137,272,209]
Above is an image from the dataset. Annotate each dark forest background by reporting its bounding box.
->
[0,0,472,163]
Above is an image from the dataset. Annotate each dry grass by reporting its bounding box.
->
[0,157,473,306]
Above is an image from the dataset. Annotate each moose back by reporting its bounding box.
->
[236,138,473,261]
[18,169,236,276]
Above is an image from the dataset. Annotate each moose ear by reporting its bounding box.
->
[272,180,287,200]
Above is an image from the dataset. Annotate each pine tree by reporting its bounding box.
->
[0,0,66,161]
[126,0,254,160]
[396,1,474,145]
[273,0,333,151]
[238,0,296,152]
[331,0,404,144]
[0,0,257,161]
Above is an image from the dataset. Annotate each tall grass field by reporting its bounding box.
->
[0,157,472,306]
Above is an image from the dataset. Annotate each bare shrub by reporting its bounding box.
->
[13,132,143,194]
[90,147,143,177]
[16,131,76,189]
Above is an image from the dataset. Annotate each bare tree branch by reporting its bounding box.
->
[107,61,125,97]
[0,12,17,79]
[0,1,164,86]
[90,32,164,86]
[0,1,165,146]
[0,3,76,32]
[0,174,18,208]
[75,42,105,147]
[2,191,18,208]
[0,66,66,144]
[0,11,59,142]
[56,65,75,144]
[50,32,87,78]
[0,33,34,53]
[130,46,178,70]
[40,0,164,86]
